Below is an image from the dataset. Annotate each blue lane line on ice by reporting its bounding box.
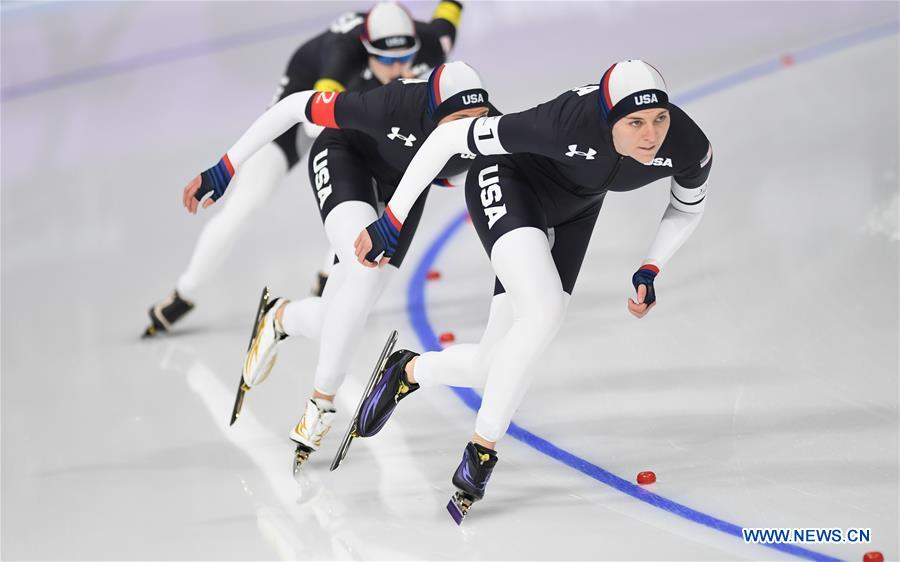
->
[408,214,842,562]
[676,20,899,105]
[407,22,897,562]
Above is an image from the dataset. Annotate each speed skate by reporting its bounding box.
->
[446,442,500,525]
[329,330,398,471]
[228,286,271,426]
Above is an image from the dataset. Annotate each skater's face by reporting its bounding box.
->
[611,108,671,163]
[438,106,489,126]
[369,53,416,84]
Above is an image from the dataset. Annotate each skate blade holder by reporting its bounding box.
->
[446,491,475,525]
[294,445,311,464]
[293,444,313,481]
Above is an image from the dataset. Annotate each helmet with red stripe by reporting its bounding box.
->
[426,61,490,123]
[598,60,669,126]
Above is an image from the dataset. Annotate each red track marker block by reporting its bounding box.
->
[781,54,795,67]
[636,471,656,485]
[863,552,883,562]
[439,332,455,344]
[426,270,442,281]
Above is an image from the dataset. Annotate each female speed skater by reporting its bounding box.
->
[351,59,714,522]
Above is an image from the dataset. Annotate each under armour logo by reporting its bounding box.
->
[387,127,416,147]
[566,145,596,159]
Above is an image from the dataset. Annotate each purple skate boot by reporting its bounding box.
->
[447,442,499,524]
[355,349,419,437]
[330,331,399,472]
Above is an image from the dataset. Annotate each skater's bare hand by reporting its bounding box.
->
[183,176,216,214]
[628,284,656,319]
[354,230,390,268]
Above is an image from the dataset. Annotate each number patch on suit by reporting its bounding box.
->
[471,116,505,155]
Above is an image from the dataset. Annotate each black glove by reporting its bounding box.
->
[364,207,402,263]
[193,155,234,202]
[631,265,659,305]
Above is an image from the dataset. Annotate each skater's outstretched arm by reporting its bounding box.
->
[184,82,405,213]
[628,144,713,318]
[183,90,316,213]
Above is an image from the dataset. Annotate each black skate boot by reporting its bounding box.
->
[143,290,194,337]
[447,442,499,524]
[311,271,329,297]
[355,349,419,437]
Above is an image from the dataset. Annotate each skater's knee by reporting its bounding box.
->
[519,290,566,335]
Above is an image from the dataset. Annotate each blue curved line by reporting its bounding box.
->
[674,20,899,106]
[405,22,898,562]
[407,214,842,562]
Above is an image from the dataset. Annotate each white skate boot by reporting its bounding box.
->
[291,398,337,478]
[242,297,288,387]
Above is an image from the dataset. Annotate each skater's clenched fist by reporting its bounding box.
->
[628,264,659,319]
[356,208,402,268]
[628,284,656,318]
[354,229,390,268]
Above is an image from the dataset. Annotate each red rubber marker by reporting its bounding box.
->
[439,332,455,344]
[636,471,656,485]
[426,270,442,280]
[781,54,795,67]
[863,552,883,562]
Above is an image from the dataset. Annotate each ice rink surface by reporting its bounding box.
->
[2,2,898,560]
